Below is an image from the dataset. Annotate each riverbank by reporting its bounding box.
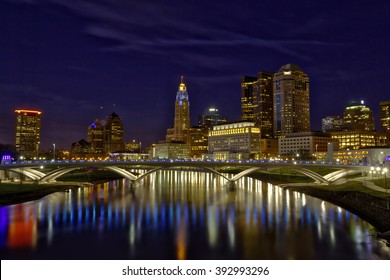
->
[284,184,390,235]
[0,182,90,206]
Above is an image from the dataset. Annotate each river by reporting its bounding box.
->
[0,170,389,259]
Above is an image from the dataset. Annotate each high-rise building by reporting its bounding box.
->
[380,100,390,132]
[166,76,191,143]
[198,107,228,132]
[273,64,310,137]
[87,119,104,154]
[15,109,42,159]
[241,76,257,122]
[104,112,124,153]
[322,116,343,132]
[343,101,374,131]
[254,71,274,139]
[241,72,274,139]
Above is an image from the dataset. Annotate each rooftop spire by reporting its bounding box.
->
[179,75,186,91]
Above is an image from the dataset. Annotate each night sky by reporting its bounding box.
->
[1,0,390,150]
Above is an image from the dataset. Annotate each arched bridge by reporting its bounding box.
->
[0,159,373,186]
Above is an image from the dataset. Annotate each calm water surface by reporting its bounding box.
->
[0,170,389,259]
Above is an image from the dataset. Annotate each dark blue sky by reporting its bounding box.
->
[1,0,390,149]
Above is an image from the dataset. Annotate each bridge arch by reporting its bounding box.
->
[38,165,138,183]
[8,167,44,181]
[230,166,329,185]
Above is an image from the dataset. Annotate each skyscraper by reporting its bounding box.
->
[166,76,191,143]
[241,76,257,122]
[241,72,274,139]
[198,107,228,132]
[254,71,274,139]
[343,101,374,131]
[15,109,42,159]
[273,64,310,137]
[104,112,124,153]
[87,119,104,154]
[380,101,390,132]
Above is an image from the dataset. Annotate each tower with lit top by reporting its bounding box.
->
[166,76,191,143]
[273,64,310,137]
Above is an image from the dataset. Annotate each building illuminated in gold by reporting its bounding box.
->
[208,122,261,160]
[104,112,124,153]
[241,76,257,122]
[15,109,42,159]
[380,100,390,132]
[273,64,310,137]
[330,130,389,150]
[343,101,375,131]
[315,147,390,165]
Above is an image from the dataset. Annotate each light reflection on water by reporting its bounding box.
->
[0,170,388,260]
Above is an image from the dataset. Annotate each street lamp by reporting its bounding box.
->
[53,143,56,161]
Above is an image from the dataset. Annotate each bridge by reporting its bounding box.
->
[0,159,376,186]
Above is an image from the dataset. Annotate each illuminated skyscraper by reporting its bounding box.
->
[15,109,41,159]
[273,64,310,137]
[104,112,124,153]
[380,101,390,132]
[198,107,228,132]
[241,72,274,139]
[166,76,191,143]
[241,76,257,122]
[87,119,104,154]
[343,101,374,131]
[254,71,274,138]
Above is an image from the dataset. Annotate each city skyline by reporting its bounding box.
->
[1,0,390,149]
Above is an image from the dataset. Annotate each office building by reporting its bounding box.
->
[15,109,42,159]
[380,101,390,132]
[87,119,104,154]
[343,101,374,131]
[187,127,208,158]
[208,122,261,160]
[278,132,336,160]
[104,112,124,153]
[241,72,274,138]
[241,76,257,122]
[330,130,389,150]
[198,107,228,132]
[125,140,142,153]
[316,147,390,165]
[260,138,279,158]
[166,76,191,143]
[322,116,343,132]
[154,142,190,159]
[273,64,310,137]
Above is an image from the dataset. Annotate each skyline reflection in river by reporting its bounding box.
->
[0,169,388,259]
